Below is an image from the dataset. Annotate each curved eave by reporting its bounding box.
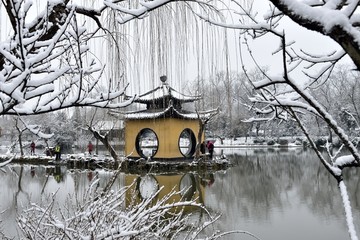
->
[125,107,216,120]
[134,96,201,104]
[125,85,202,104]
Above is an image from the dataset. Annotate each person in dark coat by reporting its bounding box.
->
[207,141,214,159]
[30,141,35,155]
[200,141,206,154]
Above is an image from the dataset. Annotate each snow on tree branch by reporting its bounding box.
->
[269,0,360,70]
[0,0,137,116]
[214,2,360,238]
[18,117,53,139]
[17,177,258,240]
[104,0,217,24]
[0,156,14,169]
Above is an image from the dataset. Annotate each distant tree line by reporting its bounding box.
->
[189,64,360,142]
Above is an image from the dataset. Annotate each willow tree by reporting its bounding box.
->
[0,0,229,116]
[0,0,131,115]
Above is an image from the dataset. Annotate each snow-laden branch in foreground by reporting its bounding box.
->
[105,0,217,24]
[339,181,359,240]
[18,117,54,139]
[0,0,133,116]
[0,156,14,169]
[334,155,359,168]
[17,177,261,240]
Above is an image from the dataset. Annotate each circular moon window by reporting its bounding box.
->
[135,128,159,158]
[178,128,196,157]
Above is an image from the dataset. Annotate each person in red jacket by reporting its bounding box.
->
[87,141,93,155]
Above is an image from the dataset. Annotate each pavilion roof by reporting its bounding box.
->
[126,83,201,104]
[124,106,217,120]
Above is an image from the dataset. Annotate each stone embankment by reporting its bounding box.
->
[0,154,231,173]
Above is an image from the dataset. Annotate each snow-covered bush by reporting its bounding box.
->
[15,176,259,240]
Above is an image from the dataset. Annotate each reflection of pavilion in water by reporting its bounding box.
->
[124,76,217,160]
[125,173,215,211]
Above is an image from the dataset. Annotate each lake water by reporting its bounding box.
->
[0,147,359,239]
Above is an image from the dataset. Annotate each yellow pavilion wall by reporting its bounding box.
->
[124,174,205,213]
[125,118,201,159]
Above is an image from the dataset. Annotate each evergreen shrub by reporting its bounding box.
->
[278,139,288,145]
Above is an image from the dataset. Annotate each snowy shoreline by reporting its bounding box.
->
[214,144,303,148]
[0,152,231,173]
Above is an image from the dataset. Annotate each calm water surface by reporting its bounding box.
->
[0,148,359,239]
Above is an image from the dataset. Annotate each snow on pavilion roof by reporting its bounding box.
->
[125,106,217,120]
[127,83,201,103]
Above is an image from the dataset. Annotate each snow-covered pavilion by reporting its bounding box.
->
[124,76,215,160]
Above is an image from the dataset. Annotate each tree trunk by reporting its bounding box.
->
[18,133,23,156]
[195,119,205,159]
[96,138,99,155]
[15,119,24,156]
[88,127,118,162]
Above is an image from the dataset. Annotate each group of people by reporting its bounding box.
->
[33,140,94,161]
[31,141,60,159]
[200,140,214,159]
[53,141,93,161]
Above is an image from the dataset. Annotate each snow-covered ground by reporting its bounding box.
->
[212,136,304,148]
[0,136,304,157]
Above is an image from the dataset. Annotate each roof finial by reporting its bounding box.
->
[160,75,167,84]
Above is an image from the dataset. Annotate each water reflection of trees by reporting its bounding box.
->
[0,165,122,239]
[207,149,360,226]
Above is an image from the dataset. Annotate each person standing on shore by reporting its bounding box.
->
[54,143,61,161]
[30,141,35,155]
[87,141,93,155]
[207,141,214,159]
[200,141,206,155]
